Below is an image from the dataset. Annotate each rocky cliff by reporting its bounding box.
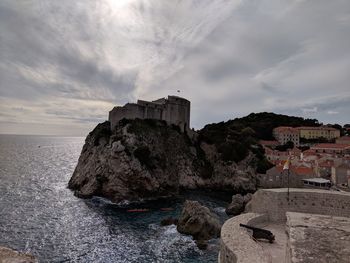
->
[68,119,259,203]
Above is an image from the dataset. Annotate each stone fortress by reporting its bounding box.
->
[108,95,191,132]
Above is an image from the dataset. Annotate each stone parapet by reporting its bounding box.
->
[247,188,350,222]
[219,213,270,263]
[0,246,37,263]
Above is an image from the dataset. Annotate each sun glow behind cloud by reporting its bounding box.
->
[0,0,349,135]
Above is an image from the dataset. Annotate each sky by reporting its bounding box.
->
[0,0,349,136]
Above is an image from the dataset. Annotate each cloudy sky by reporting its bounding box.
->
[1,0,349,135]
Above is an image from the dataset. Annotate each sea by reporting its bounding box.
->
[0,135,229,263]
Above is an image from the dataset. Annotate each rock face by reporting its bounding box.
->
[69,119,259,203]
[225,193,252,216]
[0,246,37,263]
[177,200,221,246]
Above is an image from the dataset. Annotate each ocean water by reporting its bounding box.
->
[0,135,229,263]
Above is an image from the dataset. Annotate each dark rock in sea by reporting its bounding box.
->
[68,119,258,203]
[160,217,178,226]
[177,200,221,249]
[195,240,208,250]
[0,246,37,263]
[225,193,252,216]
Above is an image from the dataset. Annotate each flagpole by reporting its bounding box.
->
[287,168,290,202]
[283,156,291,202]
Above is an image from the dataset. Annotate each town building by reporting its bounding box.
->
[302,178,331,189]
[315,159,334,178]
[259,164,315,188]
[273,127,300,146]
[108,96,191,132]
[298,126,340,140]
[336,136,350,145]
[259,140,279,149]
[310,143,350,155]
[331,162,350,186]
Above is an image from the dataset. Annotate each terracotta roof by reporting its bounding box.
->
[260,140,279,146]
[318,160,334,167]
[337,136,350,141]
[294,166,314,176]
[289,147,301,153]
[303,149,316,154]
[311,143,350,149]
[272,165,314,176]
[273,127,298,133]
[297,126,338,131]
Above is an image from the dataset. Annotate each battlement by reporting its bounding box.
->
[108,95,191,132]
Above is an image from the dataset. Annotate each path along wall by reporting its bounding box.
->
[247,188,350,222]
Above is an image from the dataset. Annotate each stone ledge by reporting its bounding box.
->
[219,213,270,263]
[0,246,37,263]
[286,212,350,263]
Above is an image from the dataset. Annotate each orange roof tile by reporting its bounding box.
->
[337,136,350,141]
[260,140,279,146]
[297,126,338,131]
[273,127,299,133]
[311,143,350,149]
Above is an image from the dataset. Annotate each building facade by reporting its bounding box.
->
[331,162,350,186]
[273,127,300,146]
[108,96,191,132]
[298,126,340,140]
[310,143,350,155]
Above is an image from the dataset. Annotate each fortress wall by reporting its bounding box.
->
[248,188,350,222]
[109,104,145,129]
[219,213,270,263]
[108,96,191,132]
[163,97,190,132]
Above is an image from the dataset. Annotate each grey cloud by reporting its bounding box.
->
[0,0,349,135]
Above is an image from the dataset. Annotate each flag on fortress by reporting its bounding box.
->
[283,158,290,170]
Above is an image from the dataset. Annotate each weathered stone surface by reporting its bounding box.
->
[0,246,37,263]
[219,213,270,263]
[226,193,252,216]
[287,212,350,263]
[69,120,259,203]
[246,188,350,222]
[177,200,221,244]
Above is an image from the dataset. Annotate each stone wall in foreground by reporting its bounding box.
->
[247,188,350,222]
[219,213,270,263]
[0,246,37,263]
[220,188,350,263]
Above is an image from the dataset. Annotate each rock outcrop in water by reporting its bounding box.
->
[69,119,261,203]
[225,193,252,216]
[177,200,221,249]
[0,246,37,263]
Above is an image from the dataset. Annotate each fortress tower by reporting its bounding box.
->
[108,96,191,132]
